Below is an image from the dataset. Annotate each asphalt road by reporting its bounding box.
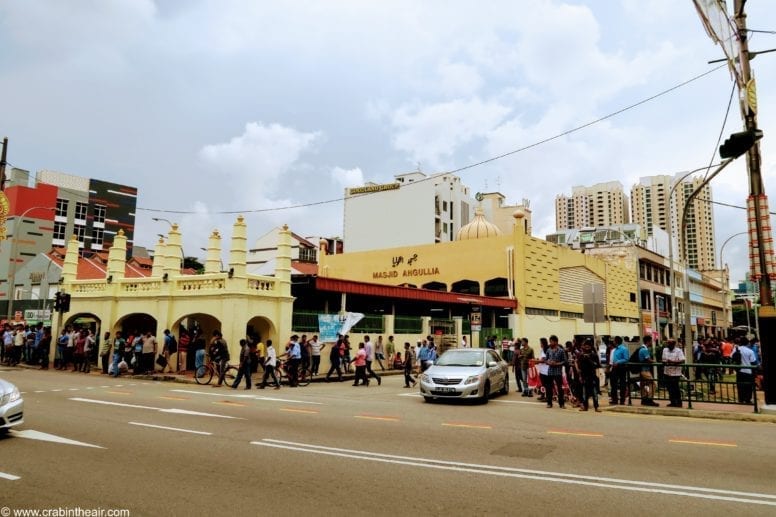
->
[1,367,775,517]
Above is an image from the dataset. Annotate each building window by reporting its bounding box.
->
[298,247,317,263]
[91,227,104,247]
[53,222,66,241]
[74,224,86,243]
[56,198,68,217]
[75,202,88,221]
[93,204,106,224]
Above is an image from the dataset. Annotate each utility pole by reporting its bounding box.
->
[0,137,8,191]
[734,0,775,404]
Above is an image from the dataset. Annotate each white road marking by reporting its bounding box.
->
[51,389,62,392]
[252,439,776,507]
[494,399,541,406]
[34,390,46,393]
[397,392,421,397]
[9,429,104,449]
[128,422,212,435]
[69,397,243,419]
[0,471,21,481]
[68,388,79,391]
[171,389,323,405]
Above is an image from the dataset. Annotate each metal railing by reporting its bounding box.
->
[623,362,759,413]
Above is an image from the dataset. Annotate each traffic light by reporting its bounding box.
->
[54,292,62,312]
[61,293,71,313]
[719,129,763,159]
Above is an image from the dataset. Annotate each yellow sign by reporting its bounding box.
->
[348,183,400,195]
[747,78,757,114]
[0,191,8,241]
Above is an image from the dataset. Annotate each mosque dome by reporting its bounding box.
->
[456,207,502,240]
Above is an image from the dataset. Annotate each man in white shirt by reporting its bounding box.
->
[661,340,685,407]
[258,339,280,389]
[309,335,325,376]
[363,335,382,386]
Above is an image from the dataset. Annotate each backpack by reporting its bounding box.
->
[628,348,642,374]
[731,346,742,365]
[167,335,177,354]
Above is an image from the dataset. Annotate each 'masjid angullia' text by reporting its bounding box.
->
[373,267,440,279]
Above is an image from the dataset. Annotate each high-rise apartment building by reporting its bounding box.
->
[555,181,629,230]
[630,174,716,271]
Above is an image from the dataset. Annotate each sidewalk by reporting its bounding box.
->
[603,392,776,423]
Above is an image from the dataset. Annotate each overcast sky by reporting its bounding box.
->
[2,0,775,287]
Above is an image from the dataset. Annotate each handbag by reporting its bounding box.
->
[156,354,167,368]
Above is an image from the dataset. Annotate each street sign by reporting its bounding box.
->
[583,283,605,323]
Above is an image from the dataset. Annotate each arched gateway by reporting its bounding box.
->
[54,216,294,362]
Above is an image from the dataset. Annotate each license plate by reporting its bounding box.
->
[437,387,456,393]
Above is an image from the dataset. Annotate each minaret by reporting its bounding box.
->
[228,215,247,278]
[107,229,127,280]
[61,235,80,284]
[163,223,184,277]
[276,224,292,296]
[204,230,222,274]
[151,236,166,277]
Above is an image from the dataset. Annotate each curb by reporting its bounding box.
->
[605,405,776,423]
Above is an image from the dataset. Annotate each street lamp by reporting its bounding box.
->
[6,206,56,322]
[666,165,716,339]
[152,218,184,269]
[680,158,736,351]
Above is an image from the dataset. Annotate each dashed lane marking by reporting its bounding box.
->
[669,438,737,448]
[279,407,319,414]
[129,422,212,436]
[0,471,21,481]
[159,396,189,401]
[442,422,492,430]
[213,401,247,407]
[547,429,604,438]
[69,397,243,419]
[354,415,400,422]
[107,391,132,395]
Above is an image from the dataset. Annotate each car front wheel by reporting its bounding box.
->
[500,374,509,395]
[479,381,490,404]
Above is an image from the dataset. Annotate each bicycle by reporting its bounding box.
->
[195,360,239,386]
[275,359,312,387]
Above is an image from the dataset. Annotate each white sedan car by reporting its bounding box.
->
[419,348,509,404]
[0,378,24,433]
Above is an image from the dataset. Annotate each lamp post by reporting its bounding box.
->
[680,158,736,352]
[666,166,715,339]
[153,218,184,269]
[6,206,55,322]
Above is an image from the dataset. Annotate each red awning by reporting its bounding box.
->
[315,277,517,309]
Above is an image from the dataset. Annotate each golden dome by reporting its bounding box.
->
[456,207,502,240]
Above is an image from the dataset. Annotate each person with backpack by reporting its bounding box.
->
[610,336,629,405]
[636,335,659,407]
[162,329,177,373]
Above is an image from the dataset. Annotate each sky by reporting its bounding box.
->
[1,0,775,288]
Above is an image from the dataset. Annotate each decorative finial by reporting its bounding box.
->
[117,229,125,236]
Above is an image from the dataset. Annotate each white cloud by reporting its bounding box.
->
[435,61,484,98]
[390,98,513,169]
[199,122,321,187]
[331,166,364,188]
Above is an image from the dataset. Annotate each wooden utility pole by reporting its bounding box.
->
[734,0,775,404]
[0,137,8,191]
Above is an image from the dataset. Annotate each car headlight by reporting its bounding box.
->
[8,387,21,402]
[464,375,481,384]
[420,374,430,383]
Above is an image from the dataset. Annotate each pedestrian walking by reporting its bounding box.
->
[258,340,280,389]
[231,339,252,390]
[209,330,230,387]
[111,331,125,377]
[351,342,368,386]
[609,336,629,405]
[403,342,416,388]
[325,335,344,382]
[374,335,386,371]
[638,335,659,407]
[518,338,534,397]
[363,336,382,386]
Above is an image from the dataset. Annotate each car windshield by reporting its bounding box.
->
[436,350,484,367]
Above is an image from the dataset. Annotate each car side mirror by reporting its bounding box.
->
[487,361,498,368]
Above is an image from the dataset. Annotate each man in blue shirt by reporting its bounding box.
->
[286,335,301,387]
[610,336,630,405]
[638,335,659,407]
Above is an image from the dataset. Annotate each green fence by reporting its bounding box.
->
[394,315,422,334]
[351,314,385,334]
[292,311,319,333]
